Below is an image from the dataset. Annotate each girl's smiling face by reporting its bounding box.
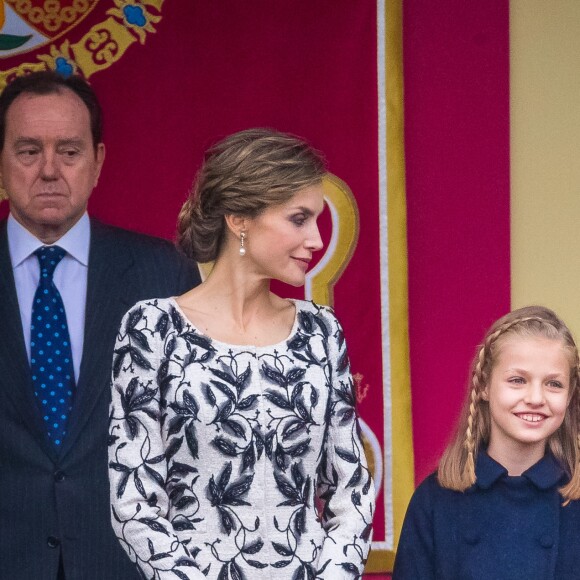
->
[484,335,571,466]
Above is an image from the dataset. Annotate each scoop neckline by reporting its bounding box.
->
[168,296,301,351]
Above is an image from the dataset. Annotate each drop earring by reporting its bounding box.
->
[239,232,246,256]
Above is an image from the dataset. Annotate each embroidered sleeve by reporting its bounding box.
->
[315,307,375,579]
[108,302,206,580]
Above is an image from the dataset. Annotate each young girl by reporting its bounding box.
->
[393,306,580,580]
[108,129,374,580]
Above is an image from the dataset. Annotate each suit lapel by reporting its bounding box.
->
[60,221,134,457]
[0,221,61,459]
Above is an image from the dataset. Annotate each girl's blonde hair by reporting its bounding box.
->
[438,305,580,501]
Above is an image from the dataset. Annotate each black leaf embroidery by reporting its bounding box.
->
[222,419,246,439]
[287,439,310,458]
[217,505,235,535]
[361,523,372,541]
[298,311,314,333]
[112,345,130,378]
[165,437,183,461]
[144,464,165,488]
[264,390,292,410]
[247,559,268,569]
[218,461,232,494]
[282,419,306,441]
[137,518,169,537]
[169,306,183,334]
[313,313,330,337]
[209,367,237,387]
[182,331,213,351]
[155,312,169,339]
[287,333,309,350]
[294,506,306,535]
[210,380,236,402]
[272,542,293,556]
[185,422,199,460]
[168,462,197,478]
[129,328,152,352]
[230,560,246,580]
[211,436,238,457]
[217,563,229,580]
[337,350,349,374]
[167,415,188,437]
[346,464,362,488]
[116,470,130,499]
[274,472,301,505]
[134,471,146,499]
[126,307,143,331]
[237,394,258,410]
[261,364,287,387]
[286,368,306,383]
[242,538,264,554]
[242,444,255,473]
[109,300,373,577]
[335,448,358,463]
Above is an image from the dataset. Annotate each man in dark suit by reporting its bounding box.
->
[0,71,201,579]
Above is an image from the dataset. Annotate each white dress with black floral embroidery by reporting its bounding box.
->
[108,298,374,580]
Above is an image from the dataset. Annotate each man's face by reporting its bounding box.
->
[0,88,105,243]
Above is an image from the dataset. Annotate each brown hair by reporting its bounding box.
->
[0,70,103,151]
[437,305,580,501]
[177,128,326,262]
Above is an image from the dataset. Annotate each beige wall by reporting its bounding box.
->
[511,1,580,338]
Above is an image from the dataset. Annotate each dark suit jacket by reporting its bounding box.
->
[0,219,201,579]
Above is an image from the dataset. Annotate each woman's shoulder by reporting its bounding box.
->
[293,299,340,323]
[123,297,176,317]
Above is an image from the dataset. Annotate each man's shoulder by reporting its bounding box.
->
[89,219,201,290]
[90,219,177,252]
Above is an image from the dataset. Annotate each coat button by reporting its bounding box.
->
[539,534,554,548]
[54,470,65,482]
[47,536,60,549]
[462,531,480,545]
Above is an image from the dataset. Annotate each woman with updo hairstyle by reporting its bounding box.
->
[108,128,375,580]
[393,305,580,580]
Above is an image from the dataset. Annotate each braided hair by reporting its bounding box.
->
[437,306,580,500]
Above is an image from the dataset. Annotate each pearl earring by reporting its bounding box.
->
[239,232,246,256]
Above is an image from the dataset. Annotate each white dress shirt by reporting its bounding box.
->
[8,213,90,382]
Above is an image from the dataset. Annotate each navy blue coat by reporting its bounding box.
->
[0,220,201,580]
[393,452,580,580]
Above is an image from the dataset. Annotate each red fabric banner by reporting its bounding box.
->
[0,0,392,575]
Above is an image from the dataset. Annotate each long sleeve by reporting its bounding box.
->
[315,308,374,579]
[392,476,436,580]
[108,303,206,580]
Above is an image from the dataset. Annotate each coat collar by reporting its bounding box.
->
[475,450,567,491]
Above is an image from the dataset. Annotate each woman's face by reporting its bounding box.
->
[243,184,325,286]
[484,335,570,463]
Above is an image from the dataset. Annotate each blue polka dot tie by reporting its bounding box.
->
[30,246,75,448]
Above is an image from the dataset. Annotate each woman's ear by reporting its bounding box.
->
[224,214,247,237]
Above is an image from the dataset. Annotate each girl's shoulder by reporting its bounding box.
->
[407,471,475,514]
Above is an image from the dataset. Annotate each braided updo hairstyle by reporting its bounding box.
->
[437,305,580,500]
[177,128,326,263]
